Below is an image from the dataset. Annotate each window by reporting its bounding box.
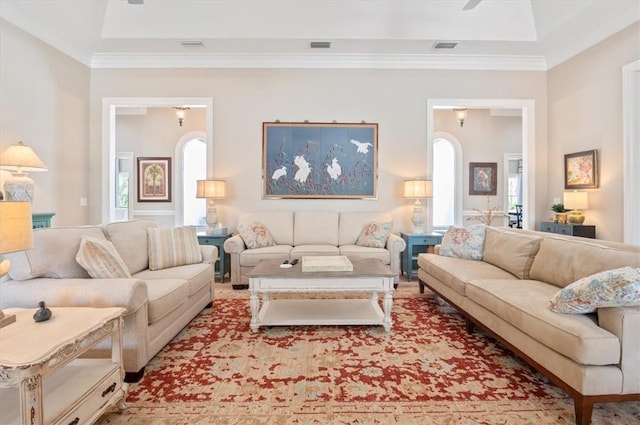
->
[182,139,207,226]
[114,152,133,221]
[432,134,462,231]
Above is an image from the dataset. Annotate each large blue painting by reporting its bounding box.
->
[263,122,378,199]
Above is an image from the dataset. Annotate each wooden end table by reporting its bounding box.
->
[0,307,128,425]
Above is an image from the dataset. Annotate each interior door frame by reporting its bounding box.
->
[427,99,535,230]
[622,59,639,244]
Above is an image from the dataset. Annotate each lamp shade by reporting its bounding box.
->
[196,180,226,199]
[403,180,433,199]
[0,201,33,254]
[0,141,47,172]
[563,191,588,210]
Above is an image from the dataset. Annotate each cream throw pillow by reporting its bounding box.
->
[147,226,203,271]
[356,222,392,248]
[76,237,131,278]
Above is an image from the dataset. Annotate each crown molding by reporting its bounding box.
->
[90,52,547,71]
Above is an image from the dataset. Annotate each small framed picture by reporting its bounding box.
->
[137,157,172,202]
[469,162,497,195]
[565,149,599,189]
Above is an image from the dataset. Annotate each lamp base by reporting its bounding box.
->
[205,200,219,234]
[3,172,34,202]
[567,211,585,224]
[411,201,425,234]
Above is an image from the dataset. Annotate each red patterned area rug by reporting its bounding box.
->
[98,287,639,425]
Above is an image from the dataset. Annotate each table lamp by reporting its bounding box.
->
[196,179,226,234]
[0,141,48,202]
[563,191,588,224]
[403,179,433,233]
[0,201,33,327]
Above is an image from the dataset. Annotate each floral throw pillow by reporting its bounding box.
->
[237,222,277,249]
[356,222,392,248]
[439,224,486,261]
[549,267,640,314]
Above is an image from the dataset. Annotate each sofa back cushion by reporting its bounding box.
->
[482,227,542,279]
[294,211,339,246]
[529,235,640,288]
[339,212,393,246]
[237,211,294,246]
[103,220,158,274]
[7,226,106,280]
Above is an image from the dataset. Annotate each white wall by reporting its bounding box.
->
[89,68,547,234]
[548,22,640,242]
[0,19,90,226]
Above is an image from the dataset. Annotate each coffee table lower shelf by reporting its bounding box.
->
[254,298,386,331]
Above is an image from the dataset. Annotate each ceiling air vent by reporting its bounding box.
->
[127,0,144,4]
[432,41,458,50]
[310,41,331,49]
[180,40,204,47]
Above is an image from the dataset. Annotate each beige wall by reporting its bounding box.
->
[89,68,547,233]
[0,19,90,226]
[548,22,640,242]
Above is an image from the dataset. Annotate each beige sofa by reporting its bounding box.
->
[0,220,217,382]
[224,211,406,288]
[417,226,640,425]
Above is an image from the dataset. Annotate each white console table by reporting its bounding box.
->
[0,307,128,425]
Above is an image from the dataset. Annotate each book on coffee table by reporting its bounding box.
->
[301,255,354,272]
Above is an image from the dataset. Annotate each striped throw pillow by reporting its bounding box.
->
[76,237,131,278]
[147,226,202,271]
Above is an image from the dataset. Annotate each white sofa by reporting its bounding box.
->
[224,211,406,289]
[417,226,640,425]
[0,220,217,382]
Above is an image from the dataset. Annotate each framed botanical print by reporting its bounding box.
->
[137,157,172,202]
[469,162,497,195]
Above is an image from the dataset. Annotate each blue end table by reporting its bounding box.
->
[400,232,443,282]
[197,232,231,282]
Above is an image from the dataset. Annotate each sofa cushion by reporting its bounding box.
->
[482,227,542,279]
[417,253,515,296]
[549,267,640,314]
[293,211,339,246]
[291,245,340,257]
[103,220,157,274]
[356,222,392,248]
[439,224,485,261]
[7,226,106,280]
[529,236,640,288]
[145,279,189,324]
[147,226,203,271]
[237,222,277,249]
[237,211,294,245]
[134,262,213,297]
[239,245,293,267]
[466,278,620,365]
[76,237,131,279]
[338,212,393,246]
[339,245,390,264]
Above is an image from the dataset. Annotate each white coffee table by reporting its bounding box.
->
[247,258,395,332]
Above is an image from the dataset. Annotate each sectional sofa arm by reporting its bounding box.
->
[597,306,640,393]
[386,233,406,253]
[223,235,246,253]
[0,278,149,315]
[200,245,219,264]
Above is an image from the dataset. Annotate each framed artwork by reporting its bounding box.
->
[469,162,497,195]
[137,157,172,202]
[262,122,378,199]
[565,149,599,189]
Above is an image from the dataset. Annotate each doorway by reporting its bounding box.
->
[427,99,535,230]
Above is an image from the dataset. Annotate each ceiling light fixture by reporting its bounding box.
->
[453,108,468,127]
[174,107,190,127]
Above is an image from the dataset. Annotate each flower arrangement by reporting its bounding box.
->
[466,196,508,226]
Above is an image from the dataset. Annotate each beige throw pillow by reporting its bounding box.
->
[147,226,203,271]
[76,237,131,279]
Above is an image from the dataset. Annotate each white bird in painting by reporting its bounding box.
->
[326,158,341,180]
[350,139,373,154]
[271,166,287,181]
[294,155,311,183]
